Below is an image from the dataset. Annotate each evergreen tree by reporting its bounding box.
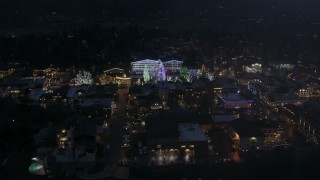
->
[143,65,150,82]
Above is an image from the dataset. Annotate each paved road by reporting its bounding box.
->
[77,88,128,179]
[106,88,128,165]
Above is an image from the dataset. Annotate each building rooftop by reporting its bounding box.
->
[212,114,240,123]
[178,123,207,142]
[34,124,58,146]
[162,60,182,64]
[28,89,47,101]
[66,85,88,98]
[218,93,253,103]
[146,110,179,138]
[80,98,113,108]
[230,119,279,137]
[266,93,302,102]
[73,116,97,138]
[146,110,212,139]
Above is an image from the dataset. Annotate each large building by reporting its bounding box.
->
[146,111,209,165]
[163,60,183,72]
[217,93,254,109]
[131,59,161,75]
[131,59,183,76]
[229,119,285,151]
[99,68,131,87]
[259,93,306,107]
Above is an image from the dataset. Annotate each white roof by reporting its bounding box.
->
[131,59,182,64]
[131,59,159,64]
[178,123,207,142]
[163,60,183,64]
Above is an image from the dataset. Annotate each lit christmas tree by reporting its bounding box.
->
[137,78,141,85]
[201,64,206,75]
[157,60,166,81]
[196,69,202,79]
[166,75,173,82]
[75,70,93,85]
[180,67,189,78]
[186,74,193,82]
[207,72,214,81]
[143,65,150,82]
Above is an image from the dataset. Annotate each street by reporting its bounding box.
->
[77,88,129,179]
[106,88,128,165]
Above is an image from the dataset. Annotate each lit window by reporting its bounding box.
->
[157,145,161,149]
[181,145,186,148]
[189,145,194,148]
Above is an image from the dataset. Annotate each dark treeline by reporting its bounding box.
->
[0,25,165,68]
[1,0,320,29]
[1,22,320,67]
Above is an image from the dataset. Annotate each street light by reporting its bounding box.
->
[31,157,39,161]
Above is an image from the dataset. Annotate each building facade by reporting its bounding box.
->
[131,59,183,76]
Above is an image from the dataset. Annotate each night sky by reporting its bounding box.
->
[1,0,320,30]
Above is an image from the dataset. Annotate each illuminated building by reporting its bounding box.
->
[217,93,253,109]
[269,61,295,70]
[229,119,284,151]
[33,67,71,90]
[146,111,208,165]
[295,101,320,145]
[163,60,183,72]
[33,67,60,78]
[99,68,131,87]
[131,59,161,75]
[0,68,15,78]
[246,81,268,95]
[131,59,183,78]
[244,63,262,73]
[259,93,306,107]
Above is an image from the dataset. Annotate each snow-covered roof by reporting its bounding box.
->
[66,86,88,98]
[178,123,207,142]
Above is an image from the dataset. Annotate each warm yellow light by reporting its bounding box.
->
[234,133,240,140]
[250,137,257,142]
